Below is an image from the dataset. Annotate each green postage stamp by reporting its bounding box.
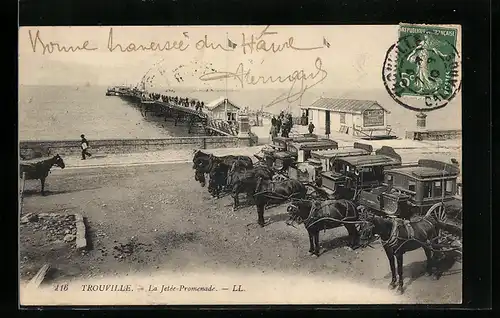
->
[382,24,462,112]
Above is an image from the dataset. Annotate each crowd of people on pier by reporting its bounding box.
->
[146,92,205,112]
[270,111,294,139]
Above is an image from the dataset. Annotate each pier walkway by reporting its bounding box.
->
[107,87,237,137]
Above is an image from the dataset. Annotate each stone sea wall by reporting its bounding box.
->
[20,136,255,158]
[405,130,462,141]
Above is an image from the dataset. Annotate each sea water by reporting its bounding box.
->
[19,85,461,141]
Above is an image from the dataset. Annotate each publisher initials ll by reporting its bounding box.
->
[232,285,244,292]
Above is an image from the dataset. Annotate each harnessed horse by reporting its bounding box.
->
[251,177,307,227]
[367,209,448,294]
[192,150,253,188]
[228,165,275,211]
[287,199,365,257]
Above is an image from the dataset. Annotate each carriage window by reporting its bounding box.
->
[433,181,443,197]
[359,167,373,173]
[423,182,433,198]
[408,180,416,192]
[445,180,454,195]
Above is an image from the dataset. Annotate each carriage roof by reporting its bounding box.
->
[311,148,370,159]
[273,151,297,159]
[336,154,401,168]
[287,139,338,151]
[273,136,318,143]
[385,159,460,180]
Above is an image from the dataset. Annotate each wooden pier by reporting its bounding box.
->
[107,87,237,137]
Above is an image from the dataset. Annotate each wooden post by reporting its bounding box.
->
[19,172,26,216]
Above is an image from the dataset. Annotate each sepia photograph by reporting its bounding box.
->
[18,24,463,305]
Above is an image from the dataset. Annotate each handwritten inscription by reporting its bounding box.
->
[107,28,189,52]
[28,30,98,54]
[241,26,324,54]
[199,57,328,108]
[27,25,329,55]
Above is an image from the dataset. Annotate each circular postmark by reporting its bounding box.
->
[382,30,462,112]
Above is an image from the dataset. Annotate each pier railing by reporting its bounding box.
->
[205,118,239,136]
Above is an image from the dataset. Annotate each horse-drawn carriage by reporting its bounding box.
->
[269,139,339,182]
[356,159,463,258]
[254,134,319,168]
[315,146,403,200]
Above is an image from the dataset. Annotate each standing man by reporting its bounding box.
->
[80,134,92,160]
[308,121,315,134]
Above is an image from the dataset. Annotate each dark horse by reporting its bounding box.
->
[252,177,307,227]
[368,210,446,294]
[192,150,253,188]
[287,199,363,257]
[227,164,275,210]
[20,154,66,196]
[207,161,231,198]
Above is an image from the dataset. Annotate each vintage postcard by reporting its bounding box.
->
[19,25,462,306]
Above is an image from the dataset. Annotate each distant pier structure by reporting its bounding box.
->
[105,86,253,139]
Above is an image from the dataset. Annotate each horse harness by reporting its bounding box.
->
[381,217,420,253]
[303,200,357,230]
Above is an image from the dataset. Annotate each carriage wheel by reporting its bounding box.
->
[425,202,447,223]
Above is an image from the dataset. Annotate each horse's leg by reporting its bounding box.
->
[384,247,397,289]
[314,230,320,257]
[345,223,360,249]
[307,229,314,254]
[40,177,46,196]
[232,186,239,211]
[396,253,405,294]
[423,246,434,277]
[257,203,265,227]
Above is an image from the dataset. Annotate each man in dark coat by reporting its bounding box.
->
[276,116,282,134]
[80,134,92,160]
[308,121,315,134]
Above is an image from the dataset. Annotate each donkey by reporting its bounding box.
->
[287,199,363,257]
[20,154,66,196]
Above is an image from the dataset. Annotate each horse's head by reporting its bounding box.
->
[54,154,65,169]
[207,162,224,194]
[194,169,206,187]
[368,215,392,239]
[192,149,208,165]
[286,200,313,225]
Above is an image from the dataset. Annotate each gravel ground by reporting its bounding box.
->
[20,163,462,304]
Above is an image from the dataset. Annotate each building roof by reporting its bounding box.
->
[303,98,390,114]
[205,97,241,111]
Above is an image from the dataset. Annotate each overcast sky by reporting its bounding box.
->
[18,25,462,91]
